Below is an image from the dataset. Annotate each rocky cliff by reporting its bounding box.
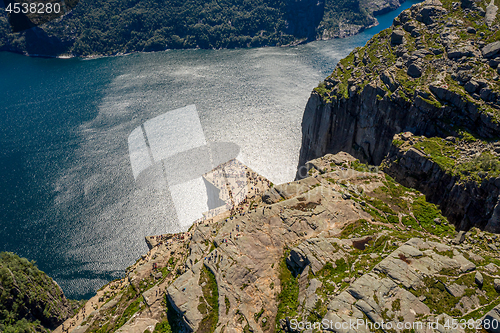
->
[53,153,500,333]
[298,0,500,232]
[383,132,500,232]
[22,1,500,331]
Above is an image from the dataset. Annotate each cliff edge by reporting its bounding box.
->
[298,0,500,231]
[55,153,500,333]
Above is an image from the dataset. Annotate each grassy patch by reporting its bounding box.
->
[403,133,500,184]
[225,296,230,315]
[350,160,379,173]
[114,295,144,330]
[341,219,368,238]
[317,259,349,286]
[413,277,461,317]
[455,152,500,182]
[275,252,299,328]
[198,266,219,333]
[314,81,331,103]
[392,139,404,147]
[412,196,454,237]
[0,252,74,332]
[254,308,264,322]
[153,320,172,333]
[307,299,327,322]
[414,137,458,171]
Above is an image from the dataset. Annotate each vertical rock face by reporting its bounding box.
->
[297,0,500,231]
[298,81,435,168]
[382,133,500,231]
[284,0,325,40]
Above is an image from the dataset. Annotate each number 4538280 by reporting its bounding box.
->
[444,318,499,330]
[5,2,61,14]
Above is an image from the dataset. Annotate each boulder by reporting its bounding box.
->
[489,57,500,68]
[494,279,500,293]
[391,30,405,45]
[475,271,484,287]
[484,304,500,333]
[486,0,498,26]
[480,87,497,102]
[403,22,418,33]
[429,81,467,109]
[467,26,477,33]
[416,5,447,25]
[448,45,478,59]
[452,231,467,244]
[445,283,466,297]
[329,151,357,165]
[461,0,476,9]
[304,279,322,310]
[381,70,398,92]
[485,199,500,233]
[469,253,485,263]
[465,80,480,93]
[453,254,476,273]
[407,63,422,78]
[482,41,500,58]
[431,47,444,55]
[262,187,282,204]
[455,70,473,83]
[485,264,499,274]
[274,177,319,199]
[166,261,205,331]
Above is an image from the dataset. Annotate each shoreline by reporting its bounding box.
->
[0,0,419,60]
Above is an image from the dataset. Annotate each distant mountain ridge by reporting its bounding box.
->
[0,0,405,57]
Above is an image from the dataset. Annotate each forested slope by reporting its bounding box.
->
[0,252,80,332]
[0,0,403,56]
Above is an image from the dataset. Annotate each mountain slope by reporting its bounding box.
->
[53,153,500,333]
[0,252,80,332]
[0,0,404,56]
[298,0,500,231]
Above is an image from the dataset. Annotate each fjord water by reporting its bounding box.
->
[0,1,418,299]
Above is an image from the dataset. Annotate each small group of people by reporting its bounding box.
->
[154,234,170,242]
[153,231,191,248]
[205,250,223,262]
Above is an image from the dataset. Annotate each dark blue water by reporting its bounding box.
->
[0,1,419,299]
